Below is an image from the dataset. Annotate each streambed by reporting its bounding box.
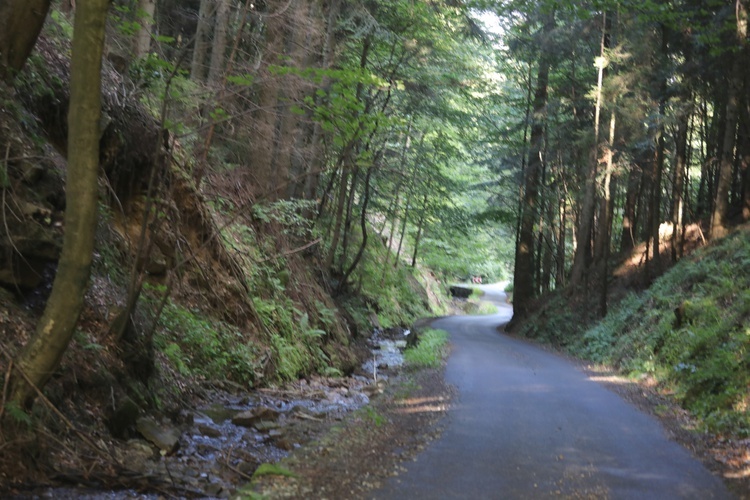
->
[17,330,410,499]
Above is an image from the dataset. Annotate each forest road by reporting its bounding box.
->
[371,283,731,499]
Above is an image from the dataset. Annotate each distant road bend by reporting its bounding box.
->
[373,283,730,499]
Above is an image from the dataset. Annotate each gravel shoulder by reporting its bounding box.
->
[247,364,454,499]
[246,309,749,500]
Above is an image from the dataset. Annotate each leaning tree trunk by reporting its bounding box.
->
[11,0,109,407]
[0,0,51,81]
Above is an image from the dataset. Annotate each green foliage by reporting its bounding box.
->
[403,328,449,368]
[144,286,261,385]
[359,406,386,427]
[3,401,32,427]
[49,10,74,39]
[253,295,332,381]
[335,223,437,333]
[567,230,750,437]
[475,301,499,315]
[517,292,582,347]
[251,200,317,238]
[251,463,297,479]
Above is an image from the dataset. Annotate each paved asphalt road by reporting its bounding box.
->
[372,283,731,499]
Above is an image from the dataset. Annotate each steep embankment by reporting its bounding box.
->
[576,227,750,435]
[517,226,750,492]
[0,30,448,491]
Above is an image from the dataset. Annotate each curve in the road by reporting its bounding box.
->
[372,284,730,499]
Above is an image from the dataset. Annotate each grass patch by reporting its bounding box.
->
[252,463,298,479]
[475,301,498,315]
[403,328,449,368]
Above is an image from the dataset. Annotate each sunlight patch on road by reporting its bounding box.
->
[394,396,449,414]
[724,467,750,478]
[587,375,634,385]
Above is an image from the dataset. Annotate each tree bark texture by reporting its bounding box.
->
[671,100,691,260]
[570,11,610,287]
[0,0,51,81]
[190,0,215,82]
[207,0,229,85]
[512,12,554,320]
[711,1,747,238]
[12,0,109,407]
[133,0,156,59]
[710,56,740,239]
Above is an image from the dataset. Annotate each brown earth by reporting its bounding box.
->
[248,365,455,499]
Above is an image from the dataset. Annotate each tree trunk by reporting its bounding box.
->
[337,166,374,291]
[207,0,229,86]
[325,165,350,270]
[647,26,670,278]
[671,99,692,260]
[340,166,360,271]
[411,193,428,267]
[190,0,214,82]
[571,11,610,287]
[740,113,750,220]
[512,11,554,321]
[555,192,566,287]
[303,0,340,212]
[0,0,51,81]
[711,1,747,238]
[595,110,617,317]
[11,0,109,407]
[619,163,641,253]
[133,0,156,60]
[648,97,666,277]
[711,56,741,239]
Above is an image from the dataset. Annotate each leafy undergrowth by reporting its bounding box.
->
[334,221,452,335]
[573,227,750,438]
[403,328,449,368]
[522,226,750,439]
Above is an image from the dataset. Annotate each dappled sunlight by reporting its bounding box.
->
[725,468,750,479]
[587,375,636,386]
[394,396,450,414]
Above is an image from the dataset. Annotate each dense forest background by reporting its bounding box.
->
[0,0,749,495]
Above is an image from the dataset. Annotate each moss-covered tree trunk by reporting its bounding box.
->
[0,0,51,81]
[11,0,109,407]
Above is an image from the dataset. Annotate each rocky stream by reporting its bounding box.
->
[12,329,412,499]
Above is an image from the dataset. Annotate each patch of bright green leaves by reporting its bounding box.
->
[144,285,261,385]
[403,328,449,368]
